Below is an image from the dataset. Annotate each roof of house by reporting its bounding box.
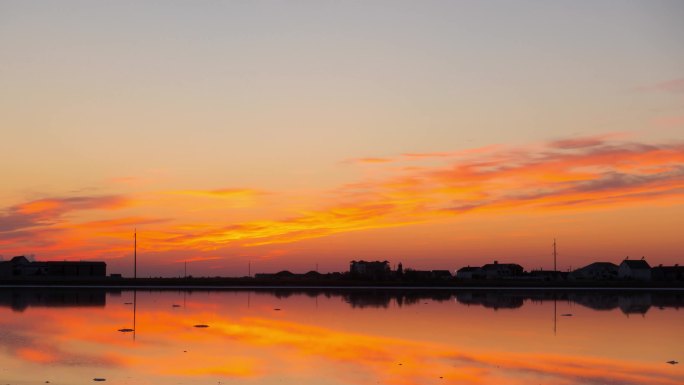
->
[621,259,651,269]
[457,267,480,272]
[431,270,452,276]
[10,256,30,264]
[577,262,618,270]
[482,263,523,270]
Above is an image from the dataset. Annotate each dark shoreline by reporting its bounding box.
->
[1,277,683,289]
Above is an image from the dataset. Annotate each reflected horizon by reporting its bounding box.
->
[0,288,682,385]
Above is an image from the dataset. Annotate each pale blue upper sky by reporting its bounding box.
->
[1,0,683,194]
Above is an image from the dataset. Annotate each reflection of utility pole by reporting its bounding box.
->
[553,296,557,336]
[133,289,137,341]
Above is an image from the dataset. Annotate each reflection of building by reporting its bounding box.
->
[618,293,652,315]
[481,261,524,279]
[349,260,391,280]
[0,256,106,278]
[570,262,618,281]
[0,288,106,312]
[618,259,651,281]
[455,291,524,309]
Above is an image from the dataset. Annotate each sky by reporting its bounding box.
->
[1,0,683,276]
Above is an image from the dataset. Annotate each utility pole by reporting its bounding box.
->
[248,261,251,277]
[184,261,187,278]
[553,238,557,272]
[134,228,137,279]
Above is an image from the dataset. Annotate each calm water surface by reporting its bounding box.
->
[0,288,682,385]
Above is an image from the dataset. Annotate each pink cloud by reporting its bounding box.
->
[636,77,684,93]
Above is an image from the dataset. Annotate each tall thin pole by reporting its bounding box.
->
[553,238,557,272]
[248,261,251,277]
[134,228,137,279]
[184,261,187,278]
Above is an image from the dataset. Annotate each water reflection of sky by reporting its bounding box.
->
[0,289,682,385]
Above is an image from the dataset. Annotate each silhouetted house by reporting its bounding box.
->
[431,270,453,281]
[651,265,684,282]
[0,256,106,278]
[528,270,566,281]
[570,262,618,281]
[349,260,391,280]
[618,259,651,281]
[303,270,322,278]
[402,269,433,281]
[455,266,483,279]
[480,261,523,279]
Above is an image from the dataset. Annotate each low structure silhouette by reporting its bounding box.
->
[0,256,106,278]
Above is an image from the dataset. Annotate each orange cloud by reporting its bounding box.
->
[2,136,684,267]
[170,188,264,199]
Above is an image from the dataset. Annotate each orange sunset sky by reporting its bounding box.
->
[1,1,683,276]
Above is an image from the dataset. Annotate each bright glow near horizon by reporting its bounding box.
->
[1,1,683,276]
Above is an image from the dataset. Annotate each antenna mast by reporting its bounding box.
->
[553,238,557,272]
[134,228,137,279]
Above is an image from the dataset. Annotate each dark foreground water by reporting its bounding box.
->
[0,288,682,385]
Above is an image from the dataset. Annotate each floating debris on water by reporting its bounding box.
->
[561,314,573,317]
[194,324,209,328]
[118,328,134,333]
[274,308,281,311]
[93,378,106,382]
[172,304,181,307]
[124,302,133,305]
[666,360,679,365]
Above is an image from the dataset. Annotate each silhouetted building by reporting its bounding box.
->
[618,258,651,281]
[480,261,524,279]
[455,266,483,279]
[651,265,684,282]
[431,270,453,281]
[402,269,433,281]
[570,262,618,281]
[349,260,391,280]
[0,256,106,278]
[254,270,296,279]
[528,270,566,281]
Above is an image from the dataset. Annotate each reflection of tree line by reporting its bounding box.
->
[265,289,684,315]
[0,288,682,315]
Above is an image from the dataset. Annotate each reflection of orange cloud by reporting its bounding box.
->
[3,296,682,385]
[163,315,683,385]
[165,359,261,377]
[16,347,57,364]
